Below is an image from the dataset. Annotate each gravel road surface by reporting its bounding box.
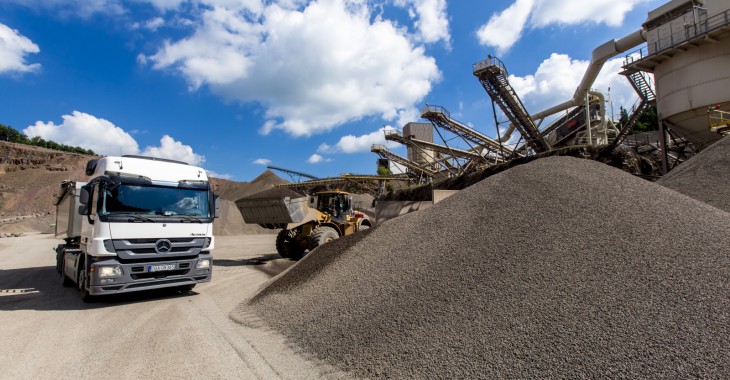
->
[0,234,346,379]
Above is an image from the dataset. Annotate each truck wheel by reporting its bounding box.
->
[77,262,94,303]
[276,229,305,260]
[309,226,339,251]
[60,252,73,287]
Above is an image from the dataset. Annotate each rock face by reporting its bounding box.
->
[242,156,730,379]
[0,142,93,217]
[0,141,287,236]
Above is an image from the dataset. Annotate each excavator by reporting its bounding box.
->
[236,189,372,259]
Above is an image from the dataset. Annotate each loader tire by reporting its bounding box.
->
[309,226,339,251]
[276,229,304,260]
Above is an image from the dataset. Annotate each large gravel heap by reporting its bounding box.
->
[657,135,730,212]
[238,156,730,378]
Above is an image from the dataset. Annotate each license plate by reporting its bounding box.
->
[148,264,176,272]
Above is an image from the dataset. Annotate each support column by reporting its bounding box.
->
[658,118,669,174]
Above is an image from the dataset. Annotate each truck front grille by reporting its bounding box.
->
[112,237,206,260]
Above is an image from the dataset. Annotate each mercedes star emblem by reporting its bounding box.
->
[155,239,173,254]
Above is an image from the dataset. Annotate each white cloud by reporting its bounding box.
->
[508,53,638,120]
[253,158,272,165]
[530,0,639,27]
[318,125,401,154]
[24,111,140,155]
[132,17,165,31]
[0,23,41,74]
[23,111,205,165]
[5,0,125,17]
[144,0,441,137]
[307,153,332,164]
[476,0,534,55]
[141,135,205,165]
[143,0,188,11]
[394,0,450,45]
[204,170,232,180]
[477,0,646,52]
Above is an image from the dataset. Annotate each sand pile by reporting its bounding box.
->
[239,156,730,378]
[657,135,730,212]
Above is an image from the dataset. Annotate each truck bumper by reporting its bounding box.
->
[87,253,212,296]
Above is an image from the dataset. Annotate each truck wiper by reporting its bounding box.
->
[179,215,203,223]
[126,214,157,223]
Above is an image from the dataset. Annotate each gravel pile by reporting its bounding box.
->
[657,135,730,212]
[238,156,730,378]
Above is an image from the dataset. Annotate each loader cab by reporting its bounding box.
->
[314,191,352,220]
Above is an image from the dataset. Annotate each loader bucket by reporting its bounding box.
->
[235,189,310,225]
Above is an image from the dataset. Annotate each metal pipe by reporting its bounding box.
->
[530,29,647,121]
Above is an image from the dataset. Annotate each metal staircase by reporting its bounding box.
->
[613,69,657,145]
[473,56,550,153]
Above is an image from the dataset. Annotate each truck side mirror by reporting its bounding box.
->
[78,186,90,215]
[214,195,221,218]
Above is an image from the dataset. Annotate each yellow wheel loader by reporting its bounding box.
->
[236,189,372,260]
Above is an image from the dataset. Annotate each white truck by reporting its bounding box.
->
[54,155,219,301]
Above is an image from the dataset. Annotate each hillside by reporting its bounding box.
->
[0,141,285,236]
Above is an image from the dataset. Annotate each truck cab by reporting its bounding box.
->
[55,155,219,301]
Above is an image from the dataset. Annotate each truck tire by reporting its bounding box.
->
[60,252,74,287]
[77,259,94,303]
[309,226,339,251]
[276,229,305,260]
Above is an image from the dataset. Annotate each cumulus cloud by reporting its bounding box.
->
[508,53,638,120]
[141,135,205,165]
[144,0,441,137]
[476,0,534,55]
[253,158,272,165]
[24,111,140,155]
[23,111,205,165]
[394,0,450,45]
[307,154,332,164]
[0,23,41,74]
[477,0,646,52]
[318,125,401,154]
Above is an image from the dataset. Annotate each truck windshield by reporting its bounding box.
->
[102,184,211,217]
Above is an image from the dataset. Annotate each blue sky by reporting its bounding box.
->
[0,0,661,181]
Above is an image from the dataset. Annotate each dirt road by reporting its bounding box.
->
[0,233,346,379]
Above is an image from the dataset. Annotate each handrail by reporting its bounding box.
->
[624,9,730,66]
[472,55,507,76]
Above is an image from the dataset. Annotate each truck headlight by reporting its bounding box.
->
[196,259,210,269]
[98,265,122,277]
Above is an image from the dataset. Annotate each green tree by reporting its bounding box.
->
[377,165,392,176]
[0,123,96,155]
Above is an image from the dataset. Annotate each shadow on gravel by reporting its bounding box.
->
[214,254,297,278]
[0,266,197,311]
[213,253,282,267]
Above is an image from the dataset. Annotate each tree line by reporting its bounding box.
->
[0,123,96,155]
[617,104,658,134]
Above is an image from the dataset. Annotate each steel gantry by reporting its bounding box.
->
[473,56,550,153]
[266,165,319,182]
[273,174,408,196]
[370,144,438,182]
[420,105,513,161]
[383,129,485,175]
